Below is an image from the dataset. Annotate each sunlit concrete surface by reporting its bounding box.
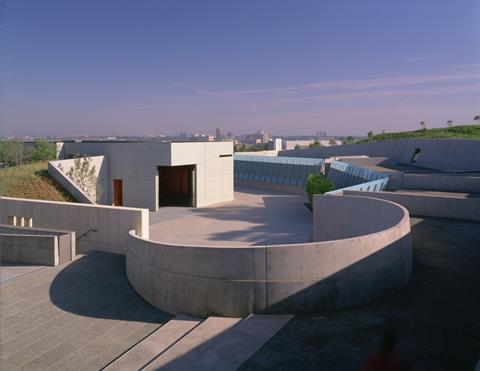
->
[0,253,171,370]
[149,187,312,246]
[0,264,45,283]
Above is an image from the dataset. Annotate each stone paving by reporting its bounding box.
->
[239,217,480,371]
[0,252,172,371]
[149,187,313,246]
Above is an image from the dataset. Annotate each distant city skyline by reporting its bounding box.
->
[1,0,479,137]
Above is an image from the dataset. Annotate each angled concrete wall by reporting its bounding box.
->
[48,162,95,204]
[0,197,149,255]
[49,156,108,204]
[280,139,480,172]
[125,195,412,317]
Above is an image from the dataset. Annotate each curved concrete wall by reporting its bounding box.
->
[126,195,412,317]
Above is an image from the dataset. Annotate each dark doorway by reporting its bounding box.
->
[410,148,422,163]
[158,165,195,207]
[113,179,123,206]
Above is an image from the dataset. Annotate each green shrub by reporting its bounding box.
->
[31,141,56,161]
[305,173,334,205]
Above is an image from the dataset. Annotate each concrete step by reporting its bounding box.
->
[145,314,294,371]
[103,314,201,371]
[143,316,242,370]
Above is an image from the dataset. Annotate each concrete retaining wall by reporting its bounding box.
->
[0,197,149,255]
[387,173,480,193]
[280,138,480,172]
[0,234,58,266]
[125,195,412,317]
[0,225,75,265]
[235,180,306,195]
[343,190,480,221]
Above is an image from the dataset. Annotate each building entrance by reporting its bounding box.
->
[157,165,195,207]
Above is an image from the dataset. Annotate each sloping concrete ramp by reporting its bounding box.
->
[105,314,293,371]
[104,314,201,371]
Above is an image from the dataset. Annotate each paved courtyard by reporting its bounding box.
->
[0,253,171,371]
[149,187,313,246]
[1,217,479,370]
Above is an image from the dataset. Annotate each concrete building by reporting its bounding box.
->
[55,141,234,211]
[268,138,283,151]
[283,139,342,150]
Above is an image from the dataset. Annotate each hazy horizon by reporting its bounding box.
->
[1,0,479,137]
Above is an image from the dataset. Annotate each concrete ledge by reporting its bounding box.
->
[0,225,76,266]
[387,173,480,193]
[126,195,412,317]
[343,190,480,221]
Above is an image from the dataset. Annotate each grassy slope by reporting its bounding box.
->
[0,161,75,202]
[360,124,480,142]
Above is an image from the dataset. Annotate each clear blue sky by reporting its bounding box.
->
[1,0,479,137]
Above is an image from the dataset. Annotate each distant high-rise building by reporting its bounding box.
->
[316,131,327,138]
[268,138,282,150]
[215,128,224,139]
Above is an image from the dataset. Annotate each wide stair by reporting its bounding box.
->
[103,313,293,371]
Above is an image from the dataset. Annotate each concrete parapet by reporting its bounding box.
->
[126,195,412,317]
[0,197,149,255]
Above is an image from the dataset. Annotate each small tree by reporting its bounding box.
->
[367,131,373,140]
[305,174,334,205]
[474,115,480,125]
[31,141,56,161]
[347,135,354,143]
[446,120,453,127]
[63,157,98,199]
[294,144,301,150]
[328,139,337,146]
[0,141,27,166]
[420,121,427,130]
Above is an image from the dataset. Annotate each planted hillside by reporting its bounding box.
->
[0,161,75,202]
[360,124,480,143]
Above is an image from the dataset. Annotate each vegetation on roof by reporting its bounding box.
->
[359,124,480,143]
[0,161,75,202]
